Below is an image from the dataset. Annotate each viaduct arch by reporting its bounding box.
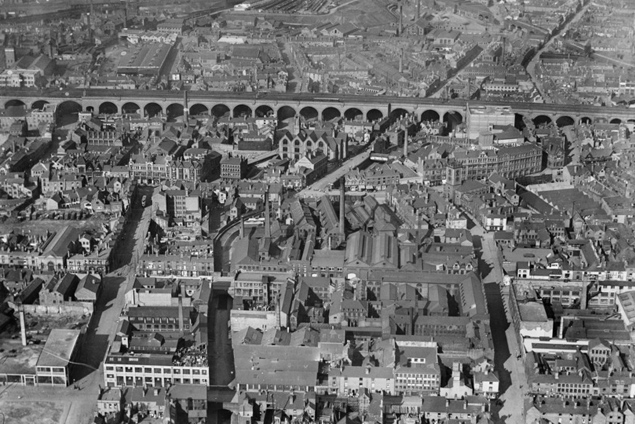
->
[4,92,635,131]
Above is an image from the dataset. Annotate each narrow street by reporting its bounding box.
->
[208,286,236,424]
[526,0,592,103]
[208,290,235,387]
[472,226,526,424]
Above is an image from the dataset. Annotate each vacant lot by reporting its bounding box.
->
[336,0,396,27]
[0,216,108,236]
[0,400,66,424]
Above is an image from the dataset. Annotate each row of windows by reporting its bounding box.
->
[107,376,206,386]
[106,365,206,375]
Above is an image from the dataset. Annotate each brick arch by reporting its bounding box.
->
[233,104,253,118]
[5,99,26,108]
[31,100,50,110]
[144,102,163,118]
[255,104,274,117]
[533,114,552,126]
[555,115,575,127]
[276,105,297,121]
[421,109,441,122]
[122,102,141,114]
[211,104,231,118]
[99,101,119,114]
[322,106,342,122]
[189,103,209,116]
[299,106,319,121]
[344,107,363,121]
[390,108,412,120]
[366,108,384,122]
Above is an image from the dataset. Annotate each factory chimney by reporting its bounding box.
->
[183,91,189,124]
[240,215,245,238]
[19,305,27,346]
[399,49,403,73]
[417,0,421,19]
[178,295,184,332]
[399,1,404,36]
[265,190,271,239]
[124,0,129,28]
[339,177,346,242]
[403,131,409,158]
[88,0,94,43]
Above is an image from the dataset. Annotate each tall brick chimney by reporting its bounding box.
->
[339,177,345,242]
[265,190,271,239]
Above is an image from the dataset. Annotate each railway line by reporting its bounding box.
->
[0,0,236,24]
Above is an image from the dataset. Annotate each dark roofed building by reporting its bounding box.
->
[39,273,79,305]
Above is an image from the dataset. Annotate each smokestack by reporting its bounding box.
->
[240,215,245,238]
[19,306,27,346]
[399,51,403,73]
[88,0,94,43]
[417,0,421,19]
[276,293,281,329]
[339,177,345,241]
[403,131,409,157]
[178,295,184,332]
[124,0,129,28]
[399,2,403,36]
[183,91,188,124]
[265,191,271,239]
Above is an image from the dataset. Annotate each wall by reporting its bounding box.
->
[230,309,277,332]
[22,302,93,315]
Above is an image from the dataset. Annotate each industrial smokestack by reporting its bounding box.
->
[124,0,129,28]
[183,91,188,124]
[19,306,27,346]
[399,2,404,36]
[265,191,271,239]
[178,295,184,332]
[339,177,345,241]
[88,0,94,43]
[417,0,421,19]
[403,131,409,157]
[240,215,245,238]
[276,293,281,330]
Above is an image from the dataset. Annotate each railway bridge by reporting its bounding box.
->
[1,89,633,127]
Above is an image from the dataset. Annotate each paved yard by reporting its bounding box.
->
[0,400,67,424]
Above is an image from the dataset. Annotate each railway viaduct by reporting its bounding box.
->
[2,89,634,127]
